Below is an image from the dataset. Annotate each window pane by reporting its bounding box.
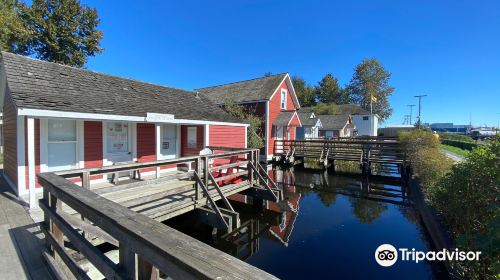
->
[48,119,76,141]
[48,143,76,171]
[187,127,197,149]
[162,125,177,157]
[106,123,129,153]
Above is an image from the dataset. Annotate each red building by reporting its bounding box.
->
[197,73,302,161]
[0,52,248,198]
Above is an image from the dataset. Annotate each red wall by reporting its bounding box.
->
[136,123,157,173]
[181,125,204,156]
[268,80,299,155]
[209,125,246,148]
[84,121,103,180]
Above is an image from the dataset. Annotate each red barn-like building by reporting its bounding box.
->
[197,73,302,161]
[0,52,248,198]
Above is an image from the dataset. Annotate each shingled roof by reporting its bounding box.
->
[318,114,352,130]
[297,112,320,126]
[0,52,241,123]
[196,73,288,104]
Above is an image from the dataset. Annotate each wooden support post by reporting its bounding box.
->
[49,193,63,262]
[137,256,159,280]
[82,171,90,190]
[195,157,201,201]
[119,242,137,278]
[249,151,254,186]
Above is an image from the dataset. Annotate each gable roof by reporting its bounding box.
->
[318,114,353,130]
[0,52,242,124]
[196,73,300,108]
[273,111,302,127]
[297,112,321,127]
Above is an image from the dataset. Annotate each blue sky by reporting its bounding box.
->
[84,0,500,127]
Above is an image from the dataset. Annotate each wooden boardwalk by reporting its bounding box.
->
[273,138,409,176]
[0,173,52,279]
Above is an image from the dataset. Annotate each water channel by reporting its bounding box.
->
[165,166,447,279]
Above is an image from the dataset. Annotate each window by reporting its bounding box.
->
[187,127,197,148]
[162,125,177,159]
[363,116,369,120]
[48,119,77,171]
[106,123,129,153]
[280,89,287,109]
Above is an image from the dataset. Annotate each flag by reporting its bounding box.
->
[371,94,377,102]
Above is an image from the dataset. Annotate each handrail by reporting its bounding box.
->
[55,155,201,178]
[38,171,277,280]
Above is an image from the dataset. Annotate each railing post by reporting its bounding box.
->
[138,256,159,280]
[248,151,254,186]
[195,157,201,201]
[49,193,63,262]
[203,156,209,192]
[119,242,137,278]
[82,171,90,190]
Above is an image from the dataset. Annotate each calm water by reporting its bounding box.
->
[165,167,446,279]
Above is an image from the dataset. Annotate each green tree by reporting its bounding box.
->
[310,102,338,115]
[3,0,103,67]
[315,73,343,104]
[292,75,316,107]
[0,0,31,53]
[224,99,264,149]
[347,58,395,122]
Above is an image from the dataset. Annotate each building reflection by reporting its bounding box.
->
[215,166,410,260]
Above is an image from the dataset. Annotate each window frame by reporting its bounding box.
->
[280,89,287,110]
[45,119,80,172]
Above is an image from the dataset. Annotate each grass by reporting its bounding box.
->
[440,144,469,157]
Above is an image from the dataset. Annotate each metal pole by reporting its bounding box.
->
[413,95,427,128]
[407,105,415,125]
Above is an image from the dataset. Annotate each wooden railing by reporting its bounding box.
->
[274,138,406,165]
[38,149,279,280]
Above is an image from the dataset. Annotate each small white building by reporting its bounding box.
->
[334,104,378,136]
[296,112,322,139]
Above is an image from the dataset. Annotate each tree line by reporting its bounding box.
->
[292,58,395,122]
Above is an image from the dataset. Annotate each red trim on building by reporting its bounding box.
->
[137,123,157,173]
[84,121,104,180]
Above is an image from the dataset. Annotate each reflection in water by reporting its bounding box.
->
[164,167,443,279]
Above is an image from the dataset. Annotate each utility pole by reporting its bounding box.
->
[407,105,416,125]
[414,95,427,128]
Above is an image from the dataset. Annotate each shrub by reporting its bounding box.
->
[439,132,475,143]
[430,136,500,279]
[441,139,478,151]
[399,130,453,190]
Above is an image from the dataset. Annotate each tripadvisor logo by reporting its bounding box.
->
[375,244,398,267]
[375,244,481,267]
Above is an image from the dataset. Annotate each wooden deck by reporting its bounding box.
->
[37,148,281,279]
[0,173,52,280]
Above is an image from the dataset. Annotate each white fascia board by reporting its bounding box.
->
[17,108,249,127]
[287,111,302,127]
[18,108,145,122]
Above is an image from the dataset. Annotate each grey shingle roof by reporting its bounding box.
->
[1,52,240,123]
[273,111,298,127]
[317,114,352,130]
[301,104,370,115]
[297,112,318,126]
[196,73,288,104]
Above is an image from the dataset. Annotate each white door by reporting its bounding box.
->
[161,125,177,159]
[276,126,283,140]
[106,122,132,163]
